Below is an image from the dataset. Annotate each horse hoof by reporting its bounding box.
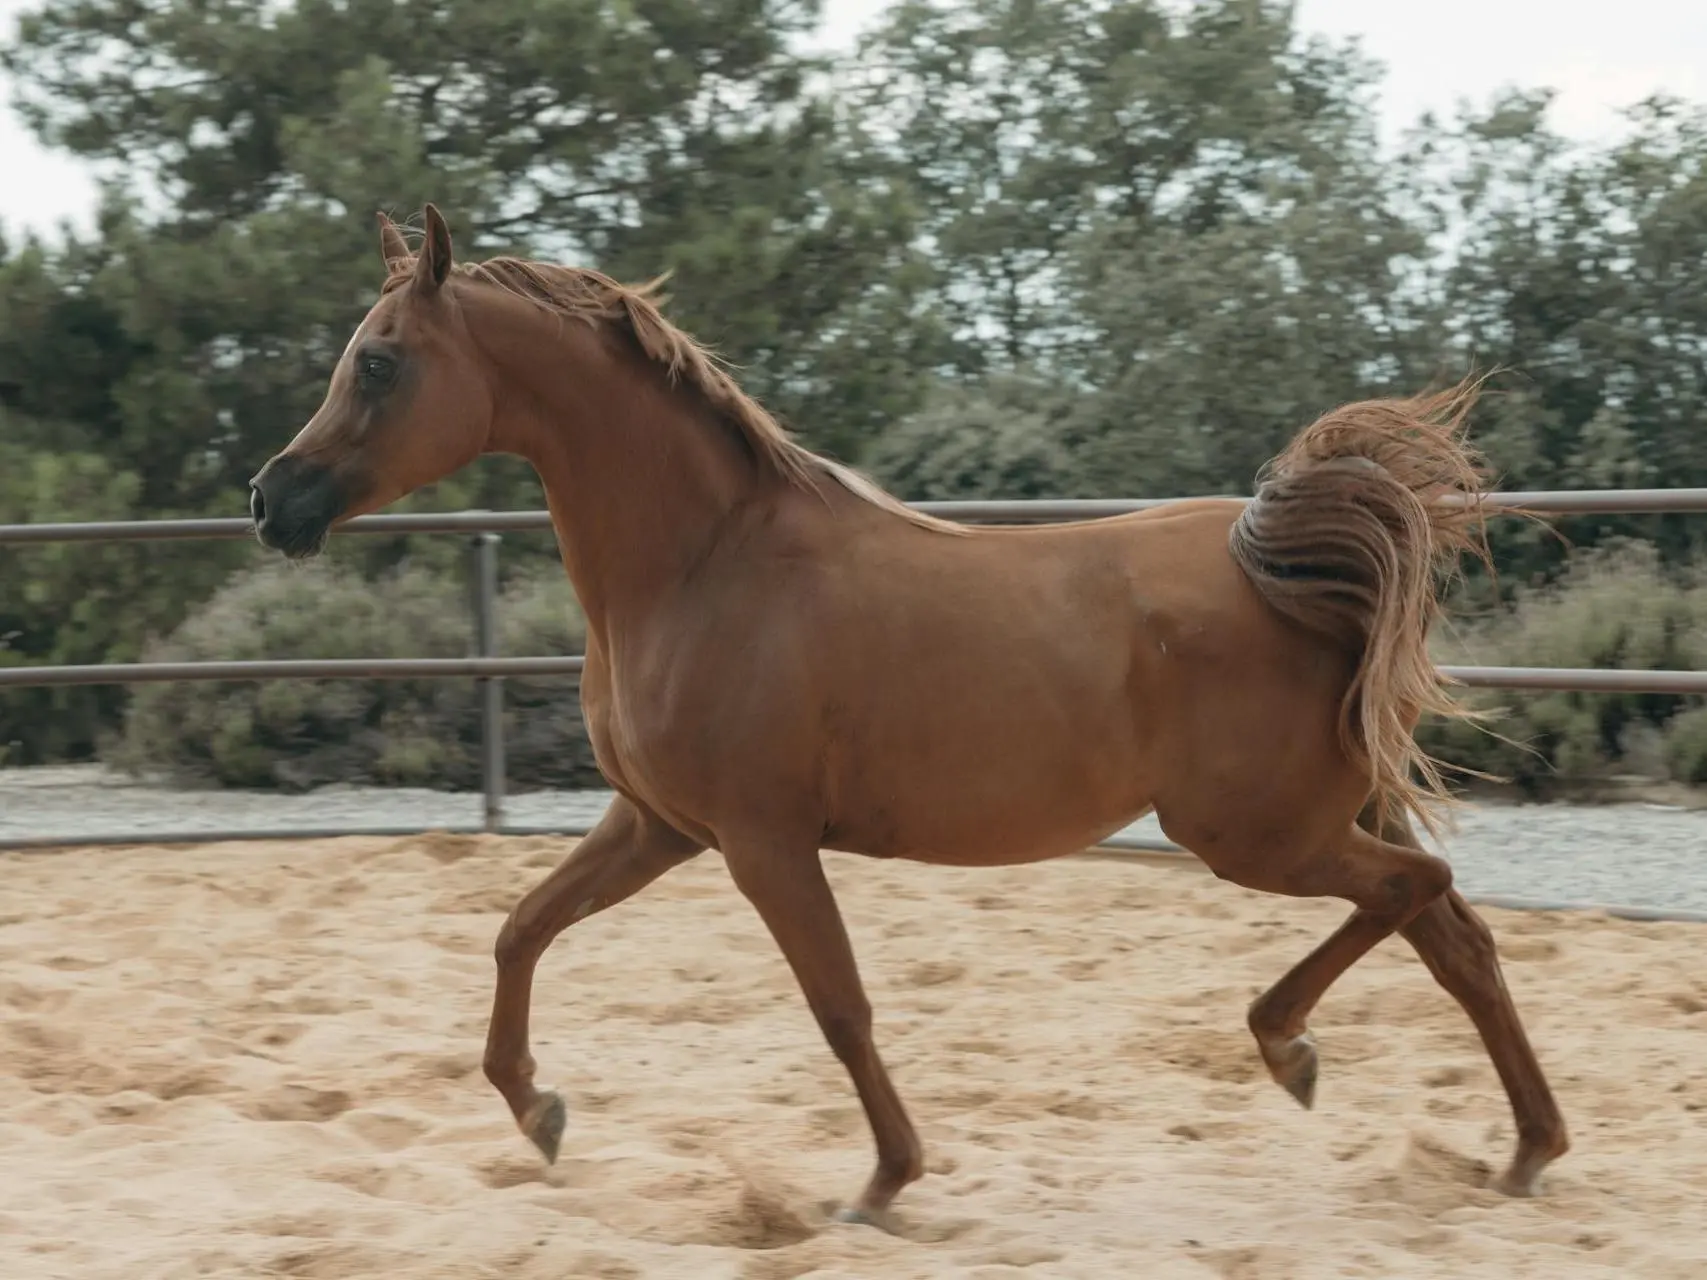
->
[1264,1033,1318,1110]
[523,1091,568,1164]
[1491,1165,1544,1198]
[833,1205,901,1235]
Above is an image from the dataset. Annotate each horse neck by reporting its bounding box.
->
[481,308,775,635]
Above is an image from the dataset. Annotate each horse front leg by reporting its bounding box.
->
[721,838,923,1230]
[482,794,703,1161]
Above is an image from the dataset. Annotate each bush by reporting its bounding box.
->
[1418,539,1707,794]
[0,440,249,763]
[105,557,603,792]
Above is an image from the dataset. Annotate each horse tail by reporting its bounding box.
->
[1226,374,1499,839]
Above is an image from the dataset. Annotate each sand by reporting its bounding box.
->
[2,834,1704,1279]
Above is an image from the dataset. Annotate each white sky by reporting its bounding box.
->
[2,0,1704,241]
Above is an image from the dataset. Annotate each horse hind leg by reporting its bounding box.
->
[1377,806,1570,1196]
[1203,798,1569,1198]
[1159,786,1453,1105]
[1221,820,1455,1112]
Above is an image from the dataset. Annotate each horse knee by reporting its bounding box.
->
[493,911,536,969]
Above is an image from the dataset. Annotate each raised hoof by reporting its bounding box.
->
[522,1090,568,1164]
[1262,1033,1319,1110]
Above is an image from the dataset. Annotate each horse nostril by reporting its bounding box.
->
[249,482,267,527]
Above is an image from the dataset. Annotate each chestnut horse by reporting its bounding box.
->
[249,204,1568,1224]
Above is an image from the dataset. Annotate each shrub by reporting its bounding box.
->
[1418,539,1707,795]
[0,441,248,763]
[106,557,602,792]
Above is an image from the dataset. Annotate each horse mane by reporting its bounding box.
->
[392,253,964,536]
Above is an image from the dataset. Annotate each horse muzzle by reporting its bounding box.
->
[248,454,345,559]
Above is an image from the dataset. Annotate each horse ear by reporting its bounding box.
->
[377,211,410,269]
[415,203,454,292]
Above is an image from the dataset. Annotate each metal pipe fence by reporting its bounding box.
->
[4,486,1707,547]
[6,491,1707,925]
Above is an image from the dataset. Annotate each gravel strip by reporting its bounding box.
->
[3,765,1706,913]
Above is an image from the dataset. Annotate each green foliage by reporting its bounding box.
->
[853,0,1434,502]
[1,0,939,463]
[1663,708,1707,786]
[1419,541,1707,793]
[109,558,600,792]
[863,373,1082,500]
[855,3,1707,544]
[0,437,251,761]
[1403,90,1707,578]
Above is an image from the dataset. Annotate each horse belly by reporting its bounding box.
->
[890,806,1150,867]
[824,707,1154,867]
[828,786,1151,867]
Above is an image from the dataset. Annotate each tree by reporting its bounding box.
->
[2,0,939,464]
[857,0,1441,499]
[1416,90,1707,576]
[863,370,1081,499]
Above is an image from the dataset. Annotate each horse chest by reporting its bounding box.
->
[582,630,822,836]
[583,682,724,819]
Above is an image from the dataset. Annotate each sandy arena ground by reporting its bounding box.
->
[2,834,1704,1279]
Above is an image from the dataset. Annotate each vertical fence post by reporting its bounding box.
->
[470,530,506,833]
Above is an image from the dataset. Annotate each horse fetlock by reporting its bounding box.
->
[847,1133,925,1219]
[1523,1117,1571,1162]
[884,1140,926,1188]
[482,1045,536,1092]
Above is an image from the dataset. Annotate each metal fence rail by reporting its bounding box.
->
[6,658,1707,694]
[0,657,586,686]
[5,486,1707,548]
[6,490,1707,924]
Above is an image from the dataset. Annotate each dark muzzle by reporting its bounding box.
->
[248,454,344,559]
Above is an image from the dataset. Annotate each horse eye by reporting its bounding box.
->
[357,353,394,387]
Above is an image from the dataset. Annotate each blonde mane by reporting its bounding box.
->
[394,253,964,536]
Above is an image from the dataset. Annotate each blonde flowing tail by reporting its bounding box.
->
[1227,376,1497,839]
